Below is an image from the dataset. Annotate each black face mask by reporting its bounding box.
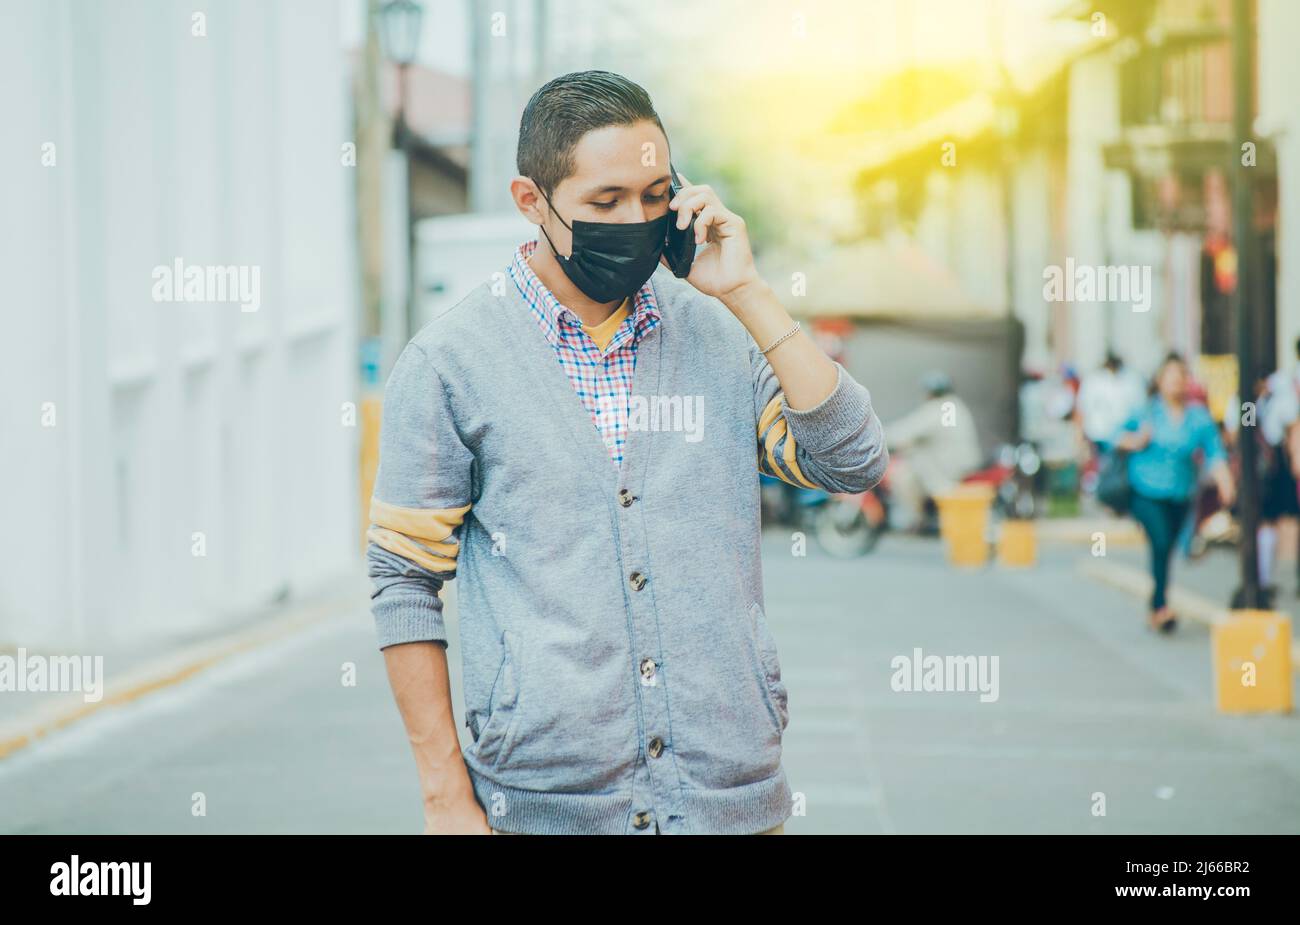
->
[537,188,670,304]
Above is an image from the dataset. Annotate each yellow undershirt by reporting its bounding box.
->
[580,297,631,351]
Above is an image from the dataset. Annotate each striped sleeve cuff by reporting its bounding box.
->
[367,499,470,575]
[758,395,817,489]
[779,362,873,454]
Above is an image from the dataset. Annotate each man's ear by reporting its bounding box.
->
[510,176,546,225]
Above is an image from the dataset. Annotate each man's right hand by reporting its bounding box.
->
[422,769,493,834]
[380,641,494,834]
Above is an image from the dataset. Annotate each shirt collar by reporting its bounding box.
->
[509,239,661,349]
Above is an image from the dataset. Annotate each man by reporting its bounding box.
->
[884,371,982,532]
[1077,351,1145,455]
[366,71,888,835]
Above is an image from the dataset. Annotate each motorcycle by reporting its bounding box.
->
[993,441,1042,521]
[759,473,828,531]
[810,442,1042,558]
[812,468,892,558]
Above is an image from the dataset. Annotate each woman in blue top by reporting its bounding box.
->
[1113,353,1235,632]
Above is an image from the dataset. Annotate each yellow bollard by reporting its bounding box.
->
[997,520,1036,567]
[934,485,994,568]
[947,534,988,567]
[1212,610,1293,714]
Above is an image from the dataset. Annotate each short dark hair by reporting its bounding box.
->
[516,70,666,197]
[1293,335,1300,359]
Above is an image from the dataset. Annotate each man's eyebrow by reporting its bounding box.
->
[581,175,671,197]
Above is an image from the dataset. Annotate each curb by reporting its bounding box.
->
[0,572,366,762]
[1037,519,1144,547]
[1077,557,1300,668]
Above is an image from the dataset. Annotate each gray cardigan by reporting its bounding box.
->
[366,263,888,834]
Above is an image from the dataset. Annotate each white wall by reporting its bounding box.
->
[1259,0,1300,370]
[0,0,359,650]
[913,163,1007,312]
[1010,148,1055,373]
[1064,47,1168,378]
[1064,51,1116,372]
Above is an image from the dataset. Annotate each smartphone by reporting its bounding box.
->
[664,163,696,278]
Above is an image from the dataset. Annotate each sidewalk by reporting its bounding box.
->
[0,570,368,761]
[1034,515,1143,548]
[1077,542,1300,666]
[2,533,1297,832]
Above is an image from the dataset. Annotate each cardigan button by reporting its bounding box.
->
[629,571,647,591]
[633,811,653,830]
[639,657,657,681]
[618,488,636,508]
[648,736,664,759]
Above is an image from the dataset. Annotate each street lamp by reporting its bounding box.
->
[377,0,425,341]
[378,0,423,69]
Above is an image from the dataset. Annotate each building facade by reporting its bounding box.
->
[2,0,359,650]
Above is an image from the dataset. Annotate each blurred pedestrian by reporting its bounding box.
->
[885,370,982,531]
[1225,337,1300,597]
[1078,351,1145,455]
[1113,352,1235,633]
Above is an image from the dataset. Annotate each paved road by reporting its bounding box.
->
[2,531,1298,834]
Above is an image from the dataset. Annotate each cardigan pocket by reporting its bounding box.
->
[747,602,789,735]
[469,629,524,771]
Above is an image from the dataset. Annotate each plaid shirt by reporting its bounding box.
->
[508,240,661,468]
